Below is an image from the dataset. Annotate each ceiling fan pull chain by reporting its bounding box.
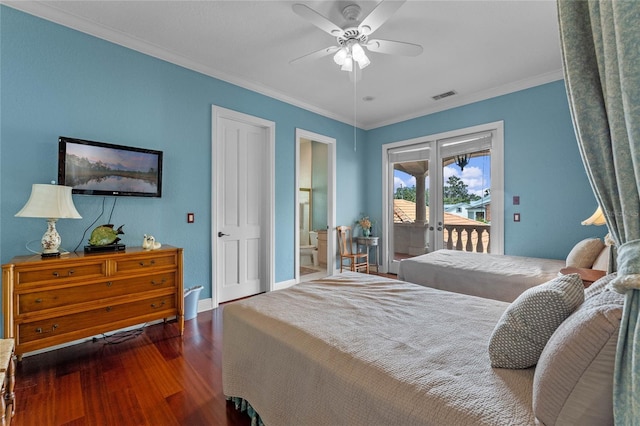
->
[354,74,357,152]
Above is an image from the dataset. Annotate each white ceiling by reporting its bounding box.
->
[4,0,564,129]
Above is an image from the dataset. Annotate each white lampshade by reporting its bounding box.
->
[333,47,348,66]
[581,206,606,226]
[15,184,82,219]
[341,56,353,72]
[351,43,370,69]
[15,184,81,256]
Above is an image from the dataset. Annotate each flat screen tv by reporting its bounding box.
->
[58,137,163,197]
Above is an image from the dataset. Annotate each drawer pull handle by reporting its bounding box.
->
[139,260,156,267]
[36,324,58,334]
[106,281,113,287]
[52,271,59,277]
[68,270,75,276]
[106,306,112,312]
[151,278,167,286]
[151,300,166,309]
[35,298,43,303]
[52,270,74,277]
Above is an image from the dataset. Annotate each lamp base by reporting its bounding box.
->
[41,252,61,258]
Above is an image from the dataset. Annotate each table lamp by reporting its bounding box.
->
[581,205,616,272]
[15,184,82,257]
[581,206,606,226]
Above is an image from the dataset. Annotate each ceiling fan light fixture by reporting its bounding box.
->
[351,42,370,69]
[341,56,354,72]
[333,47,348,66]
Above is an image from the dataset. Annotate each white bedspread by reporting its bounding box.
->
[398,249,566,302]
[223,272,535,425]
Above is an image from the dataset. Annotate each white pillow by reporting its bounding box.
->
[488,274,584,369]
[566,238,605,268]
[591,245,610,271]
[533,273,622,425]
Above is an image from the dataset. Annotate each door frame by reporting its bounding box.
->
[211,106,275,308]
[295,128,337,282]
[381,121,504,273]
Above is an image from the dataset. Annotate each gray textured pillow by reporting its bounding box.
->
[533,278,623,425]
[584,272,617,300]
[488,274,584,369]
[566,238,605,268]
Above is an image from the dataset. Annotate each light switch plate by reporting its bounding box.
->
[514,213,520,222]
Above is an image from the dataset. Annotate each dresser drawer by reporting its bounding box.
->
[18,295,177,345]
[15,261,106,286]
[17,272,177,315]
[4,246,184,358]
[114,252,177,274]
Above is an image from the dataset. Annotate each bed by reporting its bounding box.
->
[397,239,609,302]
[223,272,536,425]
[223,271,621,425]
[397,249,566,302]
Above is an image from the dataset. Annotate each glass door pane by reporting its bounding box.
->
[390,159,429,272]
[440,149,491,253]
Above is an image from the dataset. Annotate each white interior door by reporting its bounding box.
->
[213,107,274,304]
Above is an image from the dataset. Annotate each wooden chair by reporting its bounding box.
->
[337,226,369,273]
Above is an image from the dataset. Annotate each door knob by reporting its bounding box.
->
[218,232,228,237]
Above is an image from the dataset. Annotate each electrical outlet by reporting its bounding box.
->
[513,196,520,205]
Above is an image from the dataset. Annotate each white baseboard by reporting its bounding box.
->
[197,297,214,312]
[274,279,296,291]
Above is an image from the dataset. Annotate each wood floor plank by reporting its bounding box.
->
[53,371,84,425]
[13,307,251,426]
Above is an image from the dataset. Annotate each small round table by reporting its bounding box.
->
[355,236,379,274]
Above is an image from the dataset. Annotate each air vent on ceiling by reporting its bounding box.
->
[432,90,457,101]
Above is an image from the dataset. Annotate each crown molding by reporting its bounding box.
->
[364,69,565,130]
[3,1,565,132]
[1,1,352,126]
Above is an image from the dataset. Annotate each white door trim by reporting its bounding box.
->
[381,121,504,273]
[295,128,337,283]
[211,106,275,308]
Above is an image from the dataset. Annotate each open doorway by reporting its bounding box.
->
[296,129,336,283]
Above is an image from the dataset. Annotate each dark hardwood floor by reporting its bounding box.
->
[12,307,251,426]
[13,273,399,425]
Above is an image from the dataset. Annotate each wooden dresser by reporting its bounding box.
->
[2,246,183,359]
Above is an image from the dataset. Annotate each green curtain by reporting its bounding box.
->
[557,0,640,423]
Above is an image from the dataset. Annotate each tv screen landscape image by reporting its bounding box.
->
[58,137,163,197]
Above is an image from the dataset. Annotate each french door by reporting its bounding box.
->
[384,123,503,274]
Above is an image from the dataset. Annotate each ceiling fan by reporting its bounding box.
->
[290,0,423,78]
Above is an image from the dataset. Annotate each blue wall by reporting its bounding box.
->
[0,7,364,297]
[1,6,604,306]
[366,81,605,259]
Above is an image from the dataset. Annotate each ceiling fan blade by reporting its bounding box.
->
[365,39,423,56]
[292,4,344,37]
[290,46,340,65]
[358,0,406,36]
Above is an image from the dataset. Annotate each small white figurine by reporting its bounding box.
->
[142,234,162,250]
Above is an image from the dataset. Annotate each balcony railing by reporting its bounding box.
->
[443,223,490,253]
[393,222,491,258]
